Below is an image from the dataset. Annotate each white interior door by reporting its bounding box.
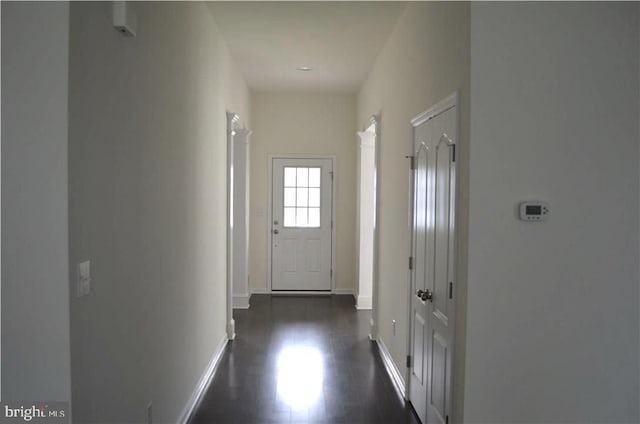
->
[409,101,457,424]
[409,129,431,422]
[271,158,333,291]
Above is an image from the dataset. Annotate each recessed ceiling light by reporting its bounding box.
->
[297,66,312,71]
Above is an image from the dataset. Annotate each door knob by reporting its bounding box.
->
[416,289,433,302]
[273,229,279,234]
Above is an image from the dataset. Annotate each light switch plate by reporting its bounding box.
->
[77,261,91,297]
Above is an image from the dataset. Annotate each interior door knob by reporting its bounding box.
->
[422,289,433,302]
[273,229,279,234]
[416,289,433,302]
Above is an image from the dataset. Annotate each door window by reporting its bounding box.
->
[283,167,321,228]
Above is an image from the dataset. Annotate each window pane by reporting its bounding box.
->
[309,188,320,207]
[296,168,308,187]
[309,168,321,187]
[296,208,308,227]
[284,167,296,187]
[296,188,308,207]
[308,208,320,227]
[284,207,296,227]
[284,188,296,207]
[281,165,324,228]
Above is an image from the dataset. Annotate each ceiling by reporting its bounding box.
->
[208,2,407,93]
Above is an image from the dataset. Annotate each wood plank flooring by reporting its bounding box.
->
[189,295,420,424]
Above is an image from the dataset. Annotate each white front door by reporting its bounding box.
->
[271,158,333,291]
[409,99,457,424]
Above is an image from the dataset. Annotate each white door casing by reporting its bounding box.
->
[226,112,238,340]
[232,128,252,309]
[270,157,333,291]
[357,127,376,310]
[408,93,458,424]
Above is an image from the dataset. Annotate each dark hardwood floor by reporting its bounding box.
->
[189,295,420,424]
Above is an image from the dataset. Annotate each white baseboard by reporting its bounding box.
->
[251,287,355,296]
[250,287,357,299]
[250,287,269,294]
[233,294,250,309]
[376,337,407,401]
[368,318,377,341]
[356,295,372,310]
[227,319,235,341]
[178,336,228,424]
[334,288,355,296]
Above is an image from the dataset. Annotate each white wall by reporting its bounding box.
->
[249,92,357,294]
[357,3,470,421]
[68,2,249,422]
[1,1,71,402]
[465,3,639,422]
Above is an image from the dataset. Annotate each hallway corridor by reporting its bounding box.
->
[190,295,420,424]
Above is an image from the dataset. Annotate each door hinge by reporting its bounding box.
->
[452,145,456,162]
[409,256,413,270]
[330,171,334,180]
[406,355,412,368]
[406,155,415,170]
[446,415,449,424]
[330,269,333,278]
[449,281,453,299]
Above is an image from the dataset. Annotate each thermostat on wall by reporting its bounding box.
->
[519,201,549,221]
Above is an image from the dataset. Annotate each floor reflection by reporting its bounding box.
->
[276,345,324,410]
[190,295,421,424]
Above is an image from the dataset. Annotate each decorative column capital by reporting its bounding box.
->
[233,128,252,145]
[357,131,375,148]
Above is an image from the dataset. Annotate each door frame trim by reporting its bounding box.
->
[356,115,381,336]
[405,90,460,407]
[226,112,239,340]
[370,115,381,338]
[267,154,337,293]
